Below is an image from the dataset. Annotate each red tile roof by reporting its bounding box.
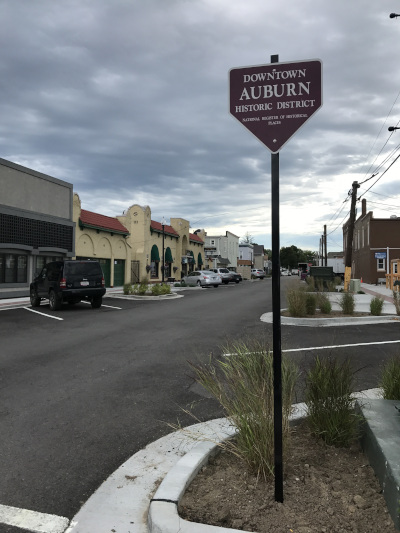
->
[80,209,129,234]
[150,220,179,237]
[190,232,204,244]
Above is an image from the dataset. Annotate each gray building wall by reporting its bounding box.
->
[0,158,75,298]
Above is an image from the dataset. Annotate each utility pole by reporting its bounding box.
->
[324,225,327,266]
[344,181,360,290]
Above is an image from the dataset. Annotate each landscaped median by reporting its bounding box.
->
[148,337,400,532]
[262,281,399,327]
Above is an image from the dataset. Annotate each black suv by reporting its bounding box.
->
[30,260,106,310]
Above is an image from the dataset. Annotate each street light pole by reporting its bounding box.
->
[161,217,166,282]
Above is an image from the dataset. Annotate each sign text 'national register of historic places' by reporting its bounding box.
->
[229,59,322,153]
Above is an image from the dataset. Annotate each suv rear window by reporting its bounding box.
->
[64,262,103,277]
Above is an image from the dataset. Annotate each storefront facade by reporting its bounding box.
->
[117,205,204,282]
[73,194,130,287]
[0,158,75,298]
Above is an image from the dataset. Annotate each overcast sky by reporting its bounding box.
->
[2,0,400,252]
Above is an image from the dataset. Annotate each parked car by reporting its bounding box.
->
[281,269,291,276]
[182,270,221,287]
[211,268,236,284]
[251,269,265,279]
[291,268,299,275]
[30,260,106,310]
[230,271,242,283]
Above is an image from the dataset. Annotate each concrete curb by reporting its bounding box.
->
[147,391,382,533]
[261,311,400,327]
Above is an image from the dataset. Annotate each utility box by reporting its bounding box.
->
[349,279,361,293]
[309,266,334,281]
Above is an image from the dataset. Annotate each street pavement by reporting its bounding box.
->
[0,281,397,533]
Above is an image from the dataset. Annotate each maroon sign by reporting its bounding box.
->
[229,59,322,153]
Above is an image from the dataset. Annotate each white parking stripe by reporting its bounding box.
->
[224,339,400,358]
[24,308,64,321]
[80,301,122,309]
[0,503,70,533]
[283,339,400,352]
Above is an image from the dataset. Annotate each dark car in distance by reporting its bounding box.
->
[30,260,106,310]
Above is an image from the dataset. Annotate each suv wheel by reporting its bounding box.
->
[91,296,102,309]
[49,290,62,311]
[30,288,41,307]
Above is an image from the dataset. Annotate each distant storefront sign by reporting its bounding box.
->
[375,252,387,259]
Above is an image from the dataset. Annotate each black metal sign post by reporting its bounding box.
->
[271,51,283,502]
[229,55,322,503]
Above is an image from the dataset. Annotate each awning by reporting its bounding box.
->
[151,244,160,262]
[197,253,203,266]
[165,247,173,263]
[188,250,195,264]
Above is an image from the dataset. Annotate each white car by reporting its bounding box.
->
[182,270,221,287]
[281,269,291,276]
[291,268,299,276]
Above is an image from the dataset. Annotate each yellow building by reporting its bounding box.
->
[73,194,130,287]
[73,195,204,286]
[117,204,204,282]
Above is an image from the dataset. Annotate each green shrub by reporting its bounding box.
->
[339,291,355,315]
[305,356,358,447]
[305,293,317,315]
[151,283,171,296]
[370,296,384,316]
[138,281,148,295]
[315,278,324,292]
[123,283,133,295]
[286,287,307,317]
[379,356,400,399]
[189,340,298,479]
[318,293,332,314]
[151,284,162,296]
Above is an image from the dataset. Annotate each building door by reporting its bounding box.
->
[98,259,111,287]
[113,259,125,286]
[131,260,140,283]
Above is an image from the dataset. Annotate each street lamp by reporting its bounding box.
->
[161,217,166,282]
[390,13,400,18]
[388,126,400,131]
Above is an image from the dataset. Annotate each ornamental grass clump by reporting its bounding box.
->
[189,340,298,480]
[305,293,317,315]
[393,290,400,316]
[286,286,307,317]
[379,355,400,400]
[339,291,355,315]
[370,296,384,316]
[317,293,332,314]
[305,356,358,447]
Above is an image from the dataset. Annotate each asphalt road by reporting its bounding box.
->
[1,277,399,532]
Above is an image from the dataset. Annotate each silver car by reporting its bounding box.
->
[251,269,265,279]
[182,270,222,287]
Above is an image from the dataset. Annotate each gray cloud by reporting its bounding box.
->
[1,0,400,250]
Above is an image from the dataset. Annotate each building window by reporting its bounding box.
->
[210,240,215,246]
[377,258,385,271]
[0,253,28,284]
